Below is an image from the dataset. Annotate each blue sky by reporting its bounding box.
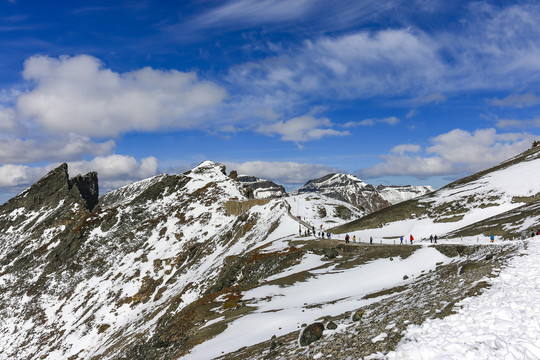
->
[1,0,540,203]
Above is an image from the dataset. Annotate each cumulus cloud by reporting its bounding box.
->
[361,128,535,178]
[0,164,47,188]
[391,144,421,154]
[68,155,159,191]
[0,106,18,134]
[225,160,340,185]
[0,134,114,164]
[17,55,227,137]
[257,115,349,142]
[0,155,158,195]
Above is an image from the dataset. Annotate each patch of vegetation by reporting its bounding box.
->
[334,206,352,220]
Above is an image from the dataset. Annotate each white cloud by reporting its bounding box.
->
[17,55,227,137]
[68,154,158,191]
[362,128,535,178]
[257,114,349,142]
[228,28,442,102]
[180,0,401,34]
[344,116,400,127]
[0,134,114,164]
[0,155,159,199]
[391,144,421,154]
[0,164,47,188]
[223,3,540,115]
[489,93,540,108]
[0,106,18,134]
[225,160,339,184]
[495,117,540,129]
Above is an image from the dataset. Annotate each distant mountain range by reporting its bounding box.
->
[1,145,539,359]
[239,171,434,214]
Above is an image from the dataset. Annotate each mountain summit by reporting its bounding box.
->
[294,173,390,213]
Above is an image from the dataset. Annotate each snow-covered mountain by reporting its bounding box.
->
[293,173,391,213]
[236,175,287,199]
[1,147,539,360]
[0,161,300,359]
[377,184,434,205]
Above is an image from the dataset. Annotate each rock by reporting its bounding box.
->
[299,322,324,346]
[403,275,409,280]
[352,309,365,321]
[324,248,338,259]
[327,321,338,330]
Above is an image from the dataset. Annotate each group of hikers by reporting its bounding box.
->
[298,218,540,245]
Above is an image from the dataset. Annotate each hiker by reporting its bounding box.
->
[353,235,356,243]
[312,226,315,235]
[429,234,433,243]
[370,236,373,245]
[400,236,403,244]
[434,235,437,244]
[532,231,536,238]
[345,234,350,243]
[410,234,414,244]
[490,234,495,243]
[327,232,331,239]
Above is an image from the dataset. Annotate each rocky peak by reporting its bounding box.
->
[294,173,390,214]
[1,163,99,214]
[298,173,368,192]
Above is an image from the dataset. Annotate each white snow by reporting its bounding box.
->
[370,238,540,360]
[182,246,451,359]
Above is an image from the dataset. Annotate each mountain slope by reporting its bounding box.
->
[332,145,540,240]
[377,184,434,205]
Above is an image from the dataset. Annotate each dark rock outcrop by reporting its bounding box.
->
[299,322,325,346]
[69,171,99,211]
[1,163,99,213]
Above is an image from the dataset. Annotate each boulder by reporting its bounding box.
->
[352,309,365,321]
[299,322,324,346]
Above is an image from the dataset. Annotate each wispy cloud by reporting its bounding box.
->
[495,117,540,130]
[489,93,540,108]
[344,117,400,127]
[176,0,402,34]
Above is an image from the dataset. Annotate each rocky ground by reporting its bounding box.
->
[214,241,521,360]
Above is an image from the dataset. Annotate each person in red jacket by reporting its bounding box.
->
[410,234,414,244]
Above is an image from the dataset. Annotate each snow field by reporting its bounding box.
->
[183,246,451,359]
[372,239,540,360]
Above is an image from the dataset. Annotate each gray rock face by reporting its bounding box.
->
[70,171,99,210]
[237,175,287,199]
[294,173,390,214]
